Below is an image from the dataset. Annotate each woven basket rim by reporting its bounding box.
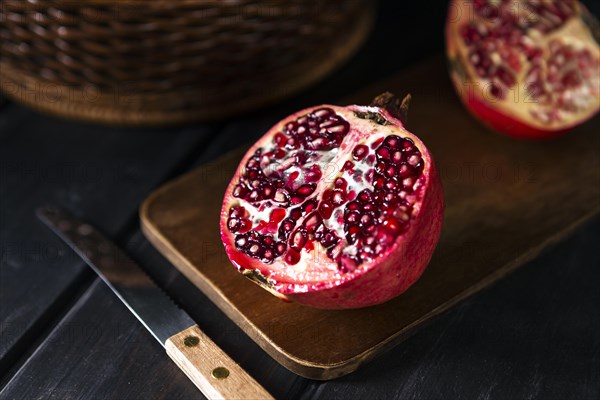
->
[0,4,375,126]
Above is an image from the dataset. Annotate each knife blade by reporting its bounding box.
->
[37,207,273,400]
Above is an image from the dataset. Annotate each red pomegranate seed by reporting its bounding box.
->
[342,160,354,172]
[296,184,316,197]
[270,208,286,223]
[290,229,307,251]
[284,249,301,265]
[318,202,334,219]
[352,144,369,160]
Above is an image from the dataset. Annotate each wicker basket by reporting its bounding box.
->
[0,0,374,125]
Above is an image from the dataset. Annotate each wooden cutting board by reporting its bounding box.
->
[140,58,600,380]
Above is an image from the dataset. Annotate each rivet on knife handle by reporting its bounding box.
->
[166,325,272,399]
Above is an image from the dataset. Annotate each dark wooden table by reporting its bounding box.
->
[1,2,599,399]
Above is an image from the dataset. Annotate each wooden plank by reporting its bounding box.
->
[0,104,213,377]
[140,58,600,379]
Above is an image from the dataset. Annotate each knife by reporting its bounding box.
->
[37,207,273,400]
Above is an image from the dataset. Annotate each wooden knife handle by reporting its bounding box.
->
[166,325,273,400]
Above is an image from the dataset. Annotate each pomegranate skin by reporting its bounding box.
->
[220,102,444,309]
[461,89,574,140]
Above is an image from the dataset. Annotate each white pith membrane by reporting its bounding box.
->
[223,105,431,292]
[448,0,600,129]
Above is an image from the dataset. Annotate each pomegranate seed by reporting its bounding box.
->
[360,214,372,225]
[238,218,252,233]
[352,144,369,160]
[490,82,506,99]
[334,177,347,189]
[247,159,259,169]
[408,154,421,166]
[370,138,384,149]
[304,199,318,213]
[274,190,288,203]
[263,250,273,261]
[328,124,348,133]
[270,208,286,223]
[374,190,386,203]
[346,225,361,243]
[340,255,358,272]
[284,249,300,265]
[346,201,360,211]
[304,212,323,233]
[385,166,396,177]
[229,206,244,218]
[496,67,515,87]
[304,165,322,183]
[318,202,334,219]
[377,230,394,246]
[263,185,274,198]
[342,160,354,172]
[384,192,395,203]
[374,177,385,189]
[358,189,372,203]
[376,147,390,160]
[290,229,307,251]
[233,185,247,198]
[312,108,333,118]
[383,136,399,148]
[332,190,346,206]
[399,165,411,178]
[321,232,339,248]
[249,190,260,201]
[228,218,240,232]
[278,218,295,240]
[290,209,302,220]
[364,236,376,246]
[359,252,373,262]
[296,184,316,197]
[346,211,359,223]
[382,217,401,234]
[275,243,286,256]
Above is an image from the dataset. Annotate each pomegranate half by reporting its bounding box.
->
[446,0,600,139]
[220,93,444,309]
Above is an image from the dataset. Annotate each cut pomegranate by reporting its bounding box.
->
[446,0,600,138]
[220,93,444,309]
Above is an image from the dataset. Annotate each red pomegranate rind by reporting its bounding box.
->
[465,93,571,139]
[220,101,444,309]
[446,0,600,138]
